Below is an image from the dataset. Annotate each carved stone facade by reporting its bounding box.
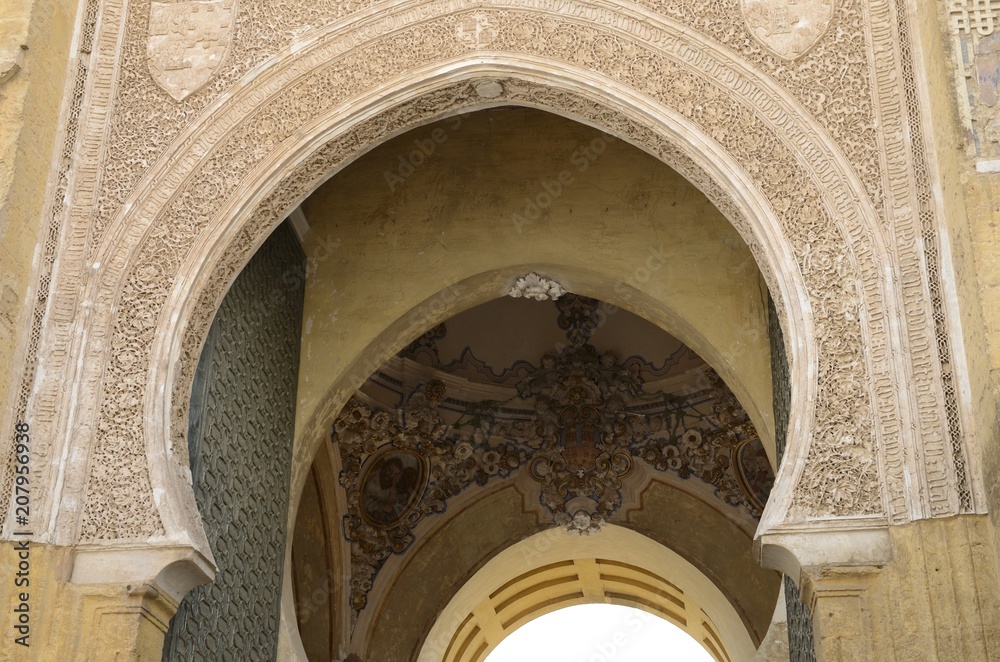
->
[1,0,998,660]
[25,0,965,543]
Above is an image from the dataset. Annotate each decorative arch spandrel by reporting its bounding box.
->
[82,13,886,544]
[19,0,972,575]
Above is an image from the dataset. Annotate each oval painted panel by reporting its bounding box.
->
[359,447,428,529]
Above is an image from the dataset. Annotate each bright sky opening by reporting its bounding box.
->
[484,603,717,662]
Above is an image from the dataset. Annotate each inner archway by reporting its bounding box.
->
[292,106,776,471]
[419,526,752,662]
[282,107,780,660]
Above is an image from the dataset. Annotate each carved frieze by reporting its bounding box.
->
[86,0,883,259]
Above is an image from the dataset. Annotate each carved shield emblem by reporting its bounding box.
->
[455,13,496,49]
[742,0,835,60]
[148,0,237,101]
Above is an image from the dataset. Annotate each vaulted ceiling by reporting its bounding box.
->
[290,107,780,661]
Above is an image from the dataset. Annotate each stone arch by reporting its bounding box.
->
[63,2,910,582]
[284,109,783,658]
[417,525,759,662]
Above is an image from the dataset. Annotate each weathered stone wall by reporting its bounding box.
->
[922,1,1000,582]
[0,544,177,660]
[290,467,336,662]
[800,515,1000,661]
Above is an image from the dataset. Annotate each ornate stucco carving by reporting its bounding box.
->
[508,273,566,301]
[15,0,975,548]
[80,9,888,539]
[86,0,884,259]
[144,12,885,526]
[335,328,768,620]
[877,0,972,518]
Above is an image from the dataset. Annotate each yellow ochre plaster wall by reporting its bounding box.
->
[0,0,77,440]
[917,1,1000,583]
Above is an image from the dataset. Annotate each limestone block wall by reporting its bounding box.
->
[799,515,1000,661]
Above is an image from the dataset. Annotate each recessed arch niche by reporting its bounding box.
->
[36,10,970,640]
[126,50,864,570]
[10,0,985,658]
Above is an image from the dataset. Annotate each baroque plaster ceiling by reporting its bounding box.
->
[331,290,774,619]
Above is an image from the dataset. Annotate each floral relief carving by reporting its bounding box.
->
[90,0,882,256]
[79,9,894,539]
[35,0,963,545]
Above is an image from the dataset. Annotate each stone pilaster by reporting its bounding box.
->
[0,542,211,660]
[763,515,1000,661]
[799,565,880,661]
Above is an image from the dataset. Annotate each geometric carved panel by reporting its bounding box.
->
[162,222,304,660]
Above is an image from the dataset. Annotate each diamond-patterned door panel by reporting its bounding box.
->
[163,223,304,661]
